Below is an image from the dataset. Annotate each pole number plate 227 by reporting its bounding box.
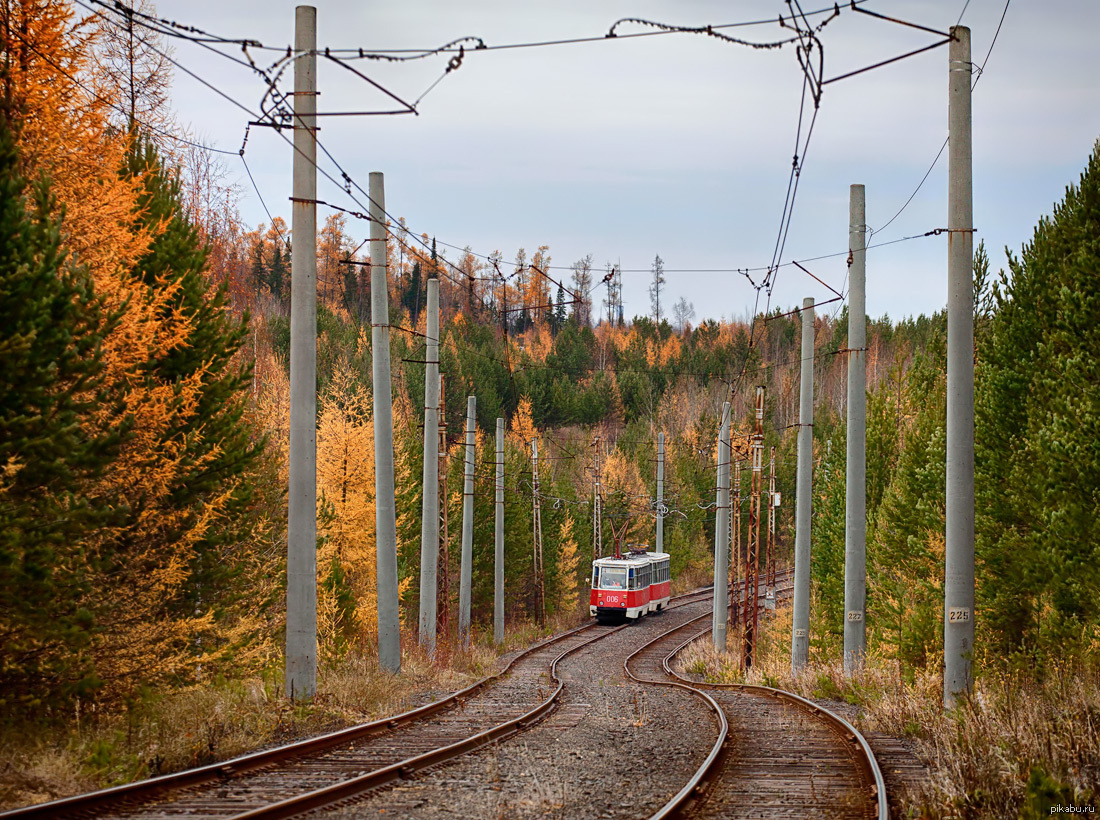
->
[846,611,863,622]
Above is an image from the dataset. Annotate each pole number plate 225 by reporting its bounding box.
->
[948,607,970,623]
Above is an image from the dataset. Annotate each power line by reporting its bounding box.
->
[867,0,1010,239]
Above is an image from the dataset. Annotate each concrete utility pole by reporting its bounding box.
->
[418,278,440,655]
[743,386,765,671]
[792,297,815,673]
[532,438,546,623]
[844,183,868,676]
[438,374,449,639]
[656,432,665,554]
[370,172,400,674]
[592,436,603,561]
[458,396,476,647]
[713,402,731,651]
[286,4,317,700]
[494,418,505,644]
[944,25,975,708]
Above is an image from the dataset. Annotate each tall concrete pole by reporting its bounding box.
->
[944,25,975,707]
[494,418,505,644]
[792,297,815,673]
[285,5,317,700]
[418,279,440,655]
[843,183,867,676]
[656,432,665,554]
[458,396,476,647]
[370,172,400,674]
[531,438,546,623]
[712,402,731,651]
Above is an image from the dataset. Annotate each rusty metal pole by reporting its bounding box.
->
[656,432,665,554]
[713,402,731,651]
[844,183,868,676]
[438,374,450,640]
[767,446,777,589]
[742,386,765,671]
[732,457,741,628]
[592,436,603,561]
[494,418,505,645]
[944,25,975,707]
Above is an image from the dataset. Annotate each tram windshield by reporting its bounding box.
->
[600,568,628,590]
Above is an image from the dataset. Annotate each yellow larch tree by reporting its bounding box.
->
[555,514,580,611]
[509,395,538,450]
[316,364,377,661]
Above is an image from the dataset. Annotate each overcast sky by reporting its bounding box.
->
[146,0,1099,324]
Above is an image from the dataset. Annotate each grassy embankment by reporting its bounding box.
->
[676,603,1099,818]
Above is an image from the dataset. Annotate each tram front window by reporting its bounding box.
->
[601,568,627,590]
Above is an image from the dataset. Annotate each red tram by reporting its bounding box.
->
[589,549,671,623]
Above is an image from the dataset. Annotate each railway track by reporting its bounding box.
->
[641,606,888,820]
[2,587,716,820]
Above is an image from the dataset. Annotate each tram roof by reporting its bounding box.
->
[593,551,669,565]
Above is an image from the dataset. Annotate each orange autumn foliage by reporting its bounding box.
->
[2,0,275,703]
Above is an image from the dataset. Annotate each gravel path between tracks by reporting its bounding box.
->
[314,602,719,820]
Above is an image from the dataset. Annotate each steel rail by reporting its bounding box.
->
[624,611,728,820]
[2,586,716,819]
[238,588,722,818]
[231,623,630,819]
[624,573,794,820]
[661,626,888,820]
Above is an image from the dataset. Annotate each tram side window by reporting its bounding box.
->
[592,566,599,588]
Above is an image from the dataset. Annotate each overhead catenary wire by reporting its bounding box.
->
[85,0,987,416]
[86,0,961,330]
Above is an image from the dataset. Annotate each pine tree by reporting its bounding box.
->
[553,283,567,331]
[0,112,124,707]
[976,140,1100,661]
[113,137,259,620]
[649,253,665,323]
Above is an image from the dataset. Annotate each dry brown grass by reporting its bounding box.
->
[674,606,1099,818]
[0,622,547,812]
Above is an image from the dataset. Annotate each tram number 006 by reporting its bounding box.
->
[948,607,970,623]
[846,611,863,622]
[604,595,619,604]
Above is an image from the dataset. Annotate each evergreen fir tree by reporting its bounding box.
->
[976,140,1100,661]
[120,139,260,613]
[0,111,124,705]
[268,240,288,302]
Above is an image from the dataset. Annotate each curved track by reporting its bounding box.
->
[649,620,888,820]
[1,588,715,820]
